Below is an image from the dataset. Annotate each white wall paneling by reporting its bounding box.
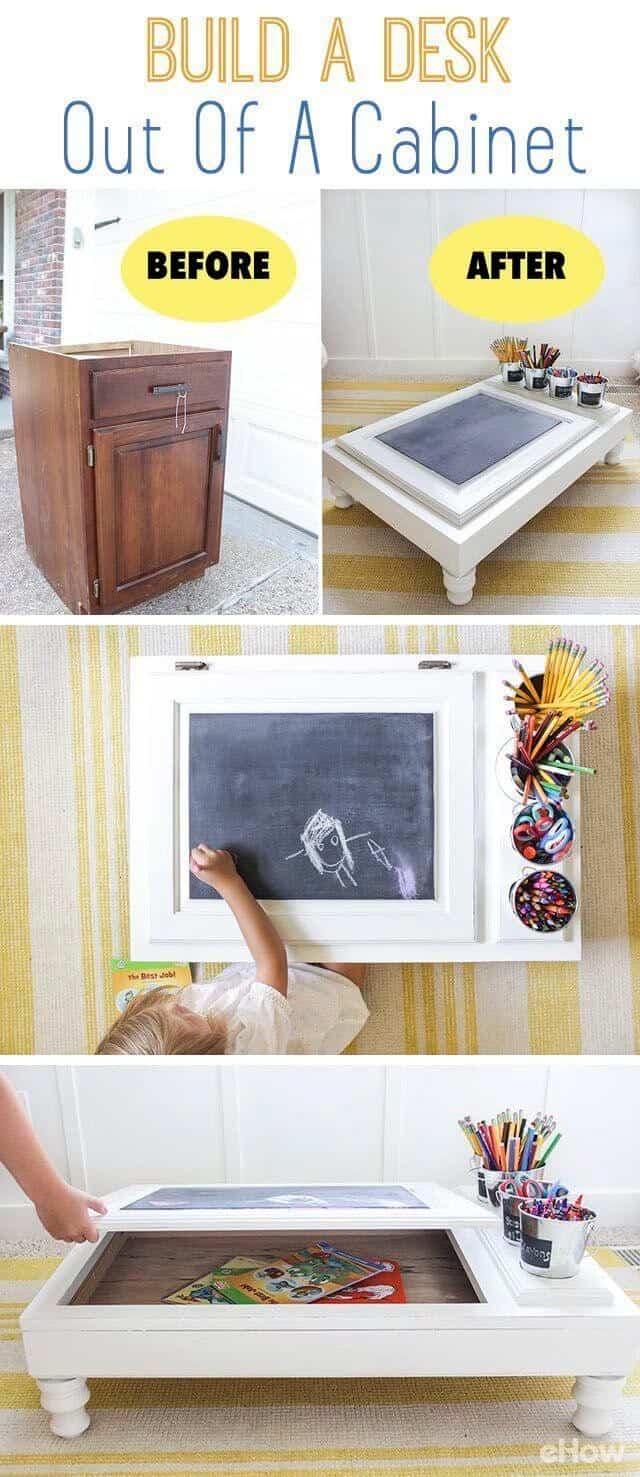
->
[322,190,640,378]
[60,188,320,531]
[0,1066,71,1235]
[1,1061,638,1237]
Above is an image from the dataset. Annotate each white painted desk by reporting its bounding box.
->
[324,376,631,605]
[20,1183,639,1441]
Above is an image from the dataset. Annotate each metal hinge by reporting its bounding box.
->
[92,578,100,602]
[215,424,226,463]
[418,660,453,670]
[87,445,95,468]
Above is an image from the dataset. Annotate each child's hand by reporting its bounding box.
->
[190,844,239,891]
[34,1185,108,1243]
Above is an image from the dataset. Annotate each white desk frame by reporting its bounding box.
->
[21,1182,638,1441]
[323,375,632,605]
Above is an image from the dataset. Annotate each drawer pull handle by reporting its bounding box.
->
[151,382,190,396]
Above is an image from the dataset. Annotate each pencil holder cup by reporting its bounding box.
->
[508,741,574,803]
[519,1207,596,1278]
[469,1160,502,1203]
[577,376,607,408]
[469,1160,489,1201]
[501,361,524,384]
[524,366,547,391]
[511,800,574,866]
[483,1169,509,1209]
[548,370,576,400]
[510,869,578,933]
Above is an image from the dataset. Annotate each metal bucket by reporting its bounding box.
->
[501,361,523,384]
[548,371,576,400]
[519,1206,596,1278]
[523,366,547,391]
[482,1169,507,1208]
[497,1184,553,1243]
[577,378,607,408]
[483,1169,547,1210]
[470,1163,504,1206]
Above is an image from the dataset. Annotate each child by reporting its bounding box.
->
[0,1074,106,1243]
[96,846,369,1055]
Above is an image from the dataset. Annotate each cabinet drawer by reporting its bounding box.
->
[91,357,230,423]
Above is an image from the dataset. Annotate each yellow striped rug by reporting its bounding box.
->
[1,621,640,1056]
[323,380,640,614]
[1,1249,638,1476]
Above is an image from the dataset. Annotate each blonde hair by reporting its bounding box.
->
[95,987,228,1056]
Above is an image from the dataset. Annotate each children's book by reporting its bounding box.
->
[163,1257,262,1305]
[207,1242,387,1305]
[111,959,192,1014]
[325,1261,406,1303]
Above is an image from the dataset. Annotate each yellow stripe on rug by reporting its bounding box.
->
[1,1368,636,1410]
[0,627,33,1051]
[324,552,640,600]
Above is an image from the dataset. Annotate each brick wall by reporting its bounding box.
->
[0,190,66,395]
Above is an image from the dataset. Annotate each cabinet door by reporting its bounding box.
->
[93,410,224,611]
[130,659,477,960]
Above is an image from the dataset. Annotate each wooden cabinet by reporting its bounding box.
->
[9,341,231,613]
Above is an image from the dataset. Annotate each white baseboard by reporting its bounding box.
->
[325,357,635,382]
[586,1190,640,1226]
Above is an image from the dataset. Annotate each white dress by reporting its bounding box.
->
[179,963,369,1054]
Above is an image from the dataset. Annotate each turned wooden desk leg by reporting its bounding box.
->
[328,482,355,510]
[604,441,624,466]
[442,566,476,606]
[37,1377,91,1438]
[571,1374,626,1436]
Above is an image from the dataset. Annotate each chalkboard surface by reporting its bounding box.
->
[188,712,434,901]
[377,392,561,486]
[124,1184,428,1211]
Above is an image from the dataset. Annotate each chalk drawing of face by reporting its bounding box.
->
[286,809,367,888]
[285,809,417,898]
[304,813,354,875]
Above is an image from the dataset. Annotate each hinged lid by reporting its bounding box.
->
[337,379,593,528]
[94,1182,495,1233]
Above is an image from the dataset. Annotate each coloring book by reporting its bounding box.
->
[325,1261,406,1303]
[176,1243,387,1305]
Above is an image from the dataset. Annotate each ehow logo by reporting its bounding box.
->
[540,1437,625,1465]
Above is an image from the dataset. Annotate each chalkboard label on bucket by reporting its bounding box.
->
[521,1231,553,1270]
[503,1197,522,1243]
[188,711,435,902]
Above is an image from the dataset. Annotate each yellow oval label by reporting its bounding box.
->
[429,215,604,323]
[121,215,297,323]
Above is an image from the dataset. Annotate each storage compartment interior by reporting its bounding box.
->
[68,1230,481,1307]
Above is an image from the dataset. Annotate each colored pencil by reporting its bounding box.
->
[459,1109,560,1171]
